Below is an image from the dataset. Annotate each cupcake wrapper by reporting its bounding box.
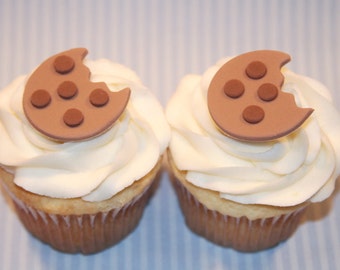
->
[8,177,159,254]
[172,176,306,252]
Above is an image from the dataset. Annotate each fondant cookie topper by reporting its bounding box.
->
[207,50,313,142]
[23,48,131,142]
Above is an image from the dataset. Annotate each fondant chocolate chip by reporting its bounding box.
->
[57,81,78,99]
[224,79,245,98]
[63,108,84,127]
[242,105,265,124]
[258,83,278,101]
[90,88,109,107]
[246,61,267,79]
[31,89,51,108]
[54,55,75,74]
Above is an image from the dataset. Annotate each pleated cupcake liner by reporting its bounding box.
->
[171,175,307,252]
[6,175,159,254]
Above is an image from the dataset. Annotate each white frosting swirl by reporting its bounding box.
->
[166,58,340,206]
[0,59,170,202]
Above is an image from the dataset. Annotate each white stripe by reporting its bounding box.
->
[0,1,339,269]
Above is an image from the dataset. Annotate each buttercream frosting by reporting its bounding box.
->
[166,57,340,206]
[0,58,170,202]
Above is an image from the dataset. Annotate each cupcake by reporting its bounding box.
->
[0,48,170,254]
[166,50,340,252]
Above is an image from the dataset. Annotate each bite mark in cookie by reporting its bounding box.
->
[23,48,131,142]
[207,50,314,142]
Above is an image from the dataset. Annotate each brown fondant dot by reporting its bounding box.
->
[57,81,78,99]
[63,108,84,127]
[30,89,51,108]
[242,105,265,124]
[54,55,75,74]
[89,88,109,107]
[258,83,278,102]
[223,79,245,98]
[245,61,267,79]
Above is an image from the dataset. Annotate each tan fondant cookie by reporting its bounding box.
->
[207,50,313,142]
[23,48,131,142]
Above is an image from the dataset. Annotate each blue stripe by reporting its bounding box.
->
[0,0,339,269]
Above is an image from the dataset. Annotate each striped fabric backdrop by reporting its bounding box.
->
[0,0,339,269]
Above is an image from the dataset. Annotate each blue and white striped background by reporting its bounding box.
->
[0,1,339,269]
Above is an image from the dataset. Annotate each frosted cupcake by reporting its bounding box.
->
[166,50,340,252]
[0,48,170,253]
